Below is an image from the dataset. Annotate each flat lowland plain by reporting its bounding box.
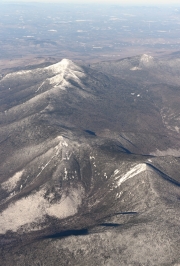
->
[1,3,180,71]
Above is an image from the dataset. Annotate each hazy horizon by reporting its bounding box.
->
[1,0,180,5]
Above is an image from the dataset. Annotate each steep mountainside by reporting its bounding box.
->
[0,57,179,266]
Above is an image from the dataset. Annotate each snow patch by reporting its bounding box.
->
[116,163,147,186]
[57,136,68,147]
[35,81,45,93]
[116,191,123,199]
[114,169,119,175]
[62,141,68,147]
[1,170,24,192]
[47,188,83,219]
[64,168,68,180]
[45,59,72,74]
[130,66,142,71]
[104,173,108,179]
[45,59,85,90]
[1,70,31,81]
[0,186,84,234]
[175,126,180,133]
[48,73,64,85]
[140,54,154,65]
[0,189,46,234]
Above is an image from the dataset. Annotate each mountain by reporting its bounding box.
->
[0,56,180,266]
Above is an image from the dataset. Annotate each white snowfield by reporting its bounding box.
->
[130,66,142,71]
[0,185,84,234]
[0,135,85,234]
[116,163,148,186]
[1,170,24,192]
[128,54,153,71]
[139,54,155,68]
[46,59,85,79]
[0,151,149,235]
[140,54,154,64]
[46,59,86,90]
[1,70,31,80]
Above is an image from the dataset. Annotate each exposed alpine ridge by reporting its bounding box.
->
[0,57,180,266]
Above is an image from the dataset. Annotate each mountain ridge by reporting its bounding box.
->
[0,56,179,266]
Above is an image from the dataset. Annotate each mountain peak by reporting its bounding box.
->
[140,54,154,65]
[45,58,74,74]
[45,58,82,74]
[59,58,73,67]
[61,58,73,64]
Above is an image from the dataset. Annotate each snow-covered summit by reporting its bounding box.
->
[1,59,83,85]
[140,54,154,66]
[44,58,85,89]
[45,58,82,74]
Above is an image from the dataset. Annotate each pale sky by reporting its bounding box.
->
[2,0,180,4]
